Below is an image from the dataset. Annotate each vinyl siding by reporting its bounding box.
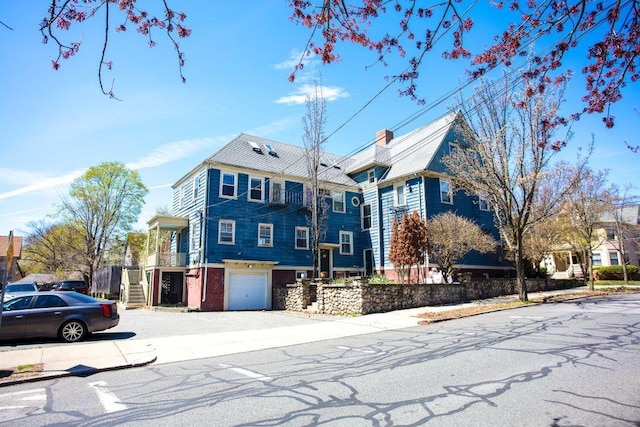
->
[205,168,364,270]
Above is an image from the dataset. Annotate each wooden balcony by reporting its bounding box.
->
[146,252,187,267]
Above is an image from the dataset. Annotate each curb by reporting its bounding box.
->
[0,355,157,388]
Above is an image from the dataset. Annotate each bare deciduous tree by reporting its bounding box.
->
[561,167,613,289]
[302,80,330,279]
[444,71,583,301]
[425,211,497,283]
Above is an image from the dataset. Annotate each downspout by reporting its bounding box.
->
[420,175,429,279]
[202,166,210,303]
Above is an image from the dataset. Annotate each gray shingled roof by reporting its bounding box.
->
[206,133,358,187]
[599,205,640,225]
[378,111,458,183]
[347,142,392,174]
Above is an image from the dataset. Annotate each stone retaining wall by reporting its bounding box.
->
[274,277,583,316]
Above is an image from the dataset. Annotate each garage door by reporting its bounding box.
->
[228,272,268,310]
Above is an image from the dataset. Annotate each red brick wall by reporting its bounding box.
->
[201,267,225,311]
[186,268,202,309]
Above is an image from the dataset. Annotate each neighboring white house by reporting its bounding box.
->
[544,205,640,279]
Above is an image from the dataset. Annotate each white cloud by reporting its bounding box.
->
[274,49,314,71]
[0,169,86,200]
[0,136,229,201]
[249,117,298,137]
[274,84,350,105]
[148,183,173,190]
[126,137,220,170]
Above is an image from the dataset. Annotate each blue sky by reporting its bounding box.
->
[1,1,638,237]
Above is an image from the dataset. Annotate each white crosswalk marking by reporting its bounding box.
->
[88,381,127,413]
[0,388,47,422]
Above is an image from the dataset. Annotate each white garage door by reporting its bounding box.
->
[228,272,268,310]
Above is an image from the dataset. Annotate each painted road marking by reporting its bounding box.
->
[0,387,46,409]
[510,315,544,320]
[336,346,386,355]
[437,330,477,335]
[218,364,272,381]
[88,381,127,413]
[0,388,47,423]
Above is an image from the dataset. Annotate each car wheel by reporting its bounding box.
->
[59,320,88,343]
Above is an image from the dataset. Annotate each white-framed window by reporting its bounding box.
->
[219,172,237,199]
[592,252,602,266]
[362,204,372,230]
[270,180,284,204]
[394,183,406,207]
[249,176,264,202]
[609,250,619,265]
[368,169,375,184]
[332,190,345,213]
[190,223,199,252]
[339,231,353,255]
[440,179,453,204]
[193,176,201,199]
[318,188,331,198]
[179,184,188,208]
[606,227,617,240]
[258,223,273,247]
[295,226,309,250]
[218,220,235,244]
[478,194,489,211]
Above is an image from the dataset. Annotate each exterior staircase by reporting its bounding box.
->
[124,283,147,308]
[119,268,147,309]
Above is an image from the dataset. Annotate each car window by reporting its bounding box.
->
[6,284,38,292]
[34,295,69,308]
[3,295,34,310]
[64,293,99,304]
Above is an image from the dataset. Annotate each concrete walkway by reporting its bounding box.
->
[0,287,600,386]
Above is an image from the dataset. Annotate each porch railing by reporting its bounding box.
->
[146,252,187,267]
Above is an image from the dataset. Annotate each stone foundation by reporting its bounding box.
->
[275,277,583,316]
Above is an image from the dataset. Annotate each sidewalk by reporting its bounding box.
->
[0,287,596,386]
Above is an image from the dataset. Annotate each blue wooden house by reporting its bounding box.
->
[144,111,509,311]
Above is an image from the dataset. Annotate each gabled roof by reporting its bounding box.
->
[377,111,459,183]
[599,205,640,225]
[206,133,358,187]
[347,142,392,174]
[0,235,23,259]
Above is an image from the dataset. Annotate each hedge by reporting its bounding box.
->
[593,265,639,280]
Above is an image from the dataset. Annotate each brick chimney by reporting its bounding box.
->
[376,129,393,147]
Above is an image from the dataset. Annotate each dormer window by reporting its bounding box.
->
[368,169,375,184]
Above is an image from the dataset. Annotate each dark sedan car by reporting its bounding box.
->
[54,280,89,295]
[0,292,119,343]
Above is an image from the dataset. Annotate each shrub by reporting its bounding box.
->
[368,274,394,284]
[593,265,639,280]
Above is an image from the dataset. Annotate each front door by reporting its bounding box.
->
[320,249,331,278]
[364,249,374,277]
[161,271,184,305]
